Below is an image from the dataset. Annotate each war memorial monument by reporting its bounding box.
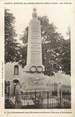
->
[5,8,71,109]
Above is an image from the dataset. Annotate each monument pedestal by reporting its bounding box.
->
[20,72,50,92]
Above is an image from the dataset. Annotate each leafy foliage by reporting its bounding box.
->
[5,9,19,63]
[18,45,27,67]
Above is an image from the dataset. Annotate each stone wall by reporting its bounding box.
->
[5,62,24,81]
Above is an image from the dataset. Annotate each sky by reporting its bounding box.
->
[5,3,72,42]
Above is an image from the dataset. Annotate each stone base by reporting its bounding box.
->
[20,71,71,92]
[20,72,50,92]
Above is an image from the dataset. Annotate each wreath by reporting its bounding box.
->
[37,66,43,73]
[29,66,37,73]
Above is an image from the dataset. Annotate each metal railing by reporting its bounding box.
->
[5,83,71,109]
[14,90,71,109]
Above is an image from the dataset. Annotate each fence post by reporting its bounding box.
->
[34,90,36,106]
[58,83,62,108]
[47,91,49,108]
[7,81,10,99]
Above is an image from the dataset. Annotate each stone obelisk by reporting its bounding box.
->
[25,8,44,72]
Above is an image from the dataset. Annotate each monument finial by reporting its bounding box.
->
[32,8,37,18]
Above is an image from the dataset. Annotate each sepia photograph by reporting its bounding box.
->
[4,4,71,109]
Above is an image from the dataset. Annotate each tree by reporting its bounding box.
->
[38,16,65,75]
[5,9,19,63]
[18,45,27,67]
[59,28,71,75]
[61,39,70,75]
